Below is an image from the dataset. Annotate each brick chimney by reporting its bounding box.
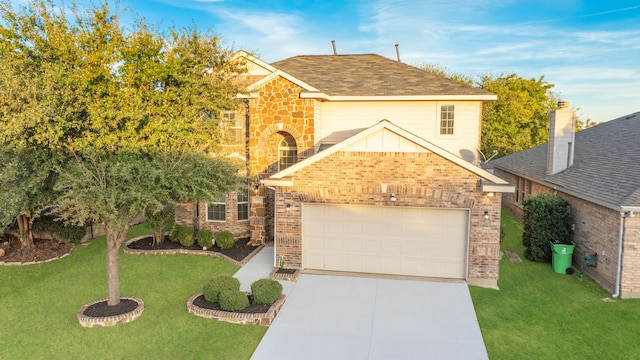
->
[547,100,576,175]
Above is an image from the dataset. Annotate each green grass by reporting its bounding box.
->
[470,211,640,359]
[0,225,266,360]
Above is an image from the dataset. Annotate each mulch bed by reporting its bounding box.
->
[192,294,271,314]
[82,298,139,317]
[0,234,72,264]
[126,235,257,263]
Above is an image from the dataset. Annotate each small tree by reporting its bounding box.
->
[522,194,574,262]
[144,204,175,245]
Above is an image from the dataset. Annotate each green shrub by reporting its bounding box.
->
[32,215,85,243]
[216,231,235,249]
[522,194,574,262]
[251,278,283,305]
[203,274,240,303]
[197,229,213,248]
[144,204,175,244]
[218,289,249,312]
[170,225,194,247]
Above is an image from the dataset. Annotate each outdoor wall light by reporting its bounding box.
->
[390,194,397,202]
[253,184,259,195]
[486,192,495,197]
[285,204,291,212]
[484,211,490,220]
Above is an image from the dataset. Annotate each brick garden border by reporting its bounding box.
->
[187,292,286,326]
[123,235,265,266]
[269,267,301,282]
[77,297,145,328]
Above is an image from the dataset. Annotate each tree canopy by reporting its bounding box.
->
[479,74,558,158]
[0,0,247,305]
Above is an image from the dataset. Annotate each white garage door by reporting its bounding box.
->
[302,204,469,279]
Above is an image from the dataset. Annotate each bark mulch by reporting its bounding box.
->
[126,235,258,263]
[0,234,72,264]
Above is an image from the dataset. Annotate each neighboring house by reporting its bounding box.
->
[177,51,514,289]
[491,104,640,298]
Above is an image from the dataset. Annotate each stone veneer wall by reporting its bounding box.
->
[247,76,316,244]
[273,151,502,287]
[495,168,640,298]
[247,76,315,177]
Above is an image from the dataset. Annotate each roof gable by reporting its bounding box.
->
[491,112,640,210]
[264,120,511,190]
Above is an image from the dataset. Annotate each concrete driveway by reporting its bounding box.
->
[250,274,488,360]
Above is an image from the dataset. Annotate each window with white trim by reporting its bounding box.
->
[515,177,531,204]
[207,194,226,221]
[278,134,297,170]
[439,104,455,135]
[219,111,243,145]
[237,191,249,221]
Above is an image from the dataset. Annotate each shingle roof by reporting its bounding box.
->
[491,112,640,208]
[270,54,494,97]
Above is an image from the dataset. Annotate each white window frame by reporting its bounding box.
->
[207,194,227,222]
[439,104,455,135]
[237,191,249,221]
[278,134,297,171]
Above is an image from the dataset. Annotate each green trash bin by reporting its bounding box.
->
[550,242,575,274]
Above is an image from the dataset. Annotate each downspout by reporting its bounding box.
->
[612,212,626,298]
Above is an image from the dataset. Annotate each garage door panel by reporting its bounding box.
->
[303,204,468,279]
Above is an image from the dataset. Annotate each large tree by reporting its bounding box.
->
[479,74,558,158]
[0,0,246,306]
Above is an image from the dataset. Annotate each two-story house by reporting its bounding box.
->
[178,51,513,289]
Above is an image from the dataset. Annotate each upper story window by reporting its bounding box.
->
[237,191,249,221]
[278,134,297,171]
[207,194,227,222]
[219,111,244,145]
[439,104,455,135]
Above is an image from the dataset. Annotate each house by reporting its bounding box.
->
[491,104,640,298]
[177,51,514,289]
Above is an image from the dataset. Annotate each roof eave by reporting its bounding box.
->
[299,93,497,101]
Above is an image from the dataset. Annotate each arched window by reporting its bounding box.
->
[278,134,297,170]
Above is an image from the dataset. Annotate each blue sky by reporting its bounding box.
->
[8,0,640,123]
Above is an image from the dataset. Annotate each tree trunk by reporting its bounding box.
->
[17,214,35,250]
[105,225,130,306]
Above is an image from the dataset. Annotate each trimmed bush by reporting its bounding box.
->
[522,194,574,262]
[197,229,213,248]
[203,274,240,303]
[170,225,194,247]
[218,289,249,312]
[251,278,283,305]
[216,231,235,250]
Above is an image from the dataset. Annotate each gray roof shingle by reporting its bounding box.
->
[270,54,494,97]
[491,112,640,208]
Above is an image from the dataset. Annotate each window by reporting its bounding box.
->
[237,191,249,221]
[219,111,244,145]
[278,134,297,170]
[207,194,226,221]
[515,177,531,204]
[439,104,455,135]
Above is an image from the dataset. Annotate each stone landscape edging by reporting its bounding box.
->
[187,292,286,326]
[123,235,265,266]
[77,296,145,328]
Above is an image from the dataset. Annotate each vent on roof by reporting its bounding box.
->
[331,40,337,55]
[395,44,401,62]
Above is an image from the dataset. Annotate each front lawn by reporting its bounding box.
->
[470,211,640,359]
[0,225,266,359]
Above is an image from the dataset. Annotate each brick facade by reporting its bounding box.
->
[273,151,502,287]
[175,192,250,240]
[496,168,640,298]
